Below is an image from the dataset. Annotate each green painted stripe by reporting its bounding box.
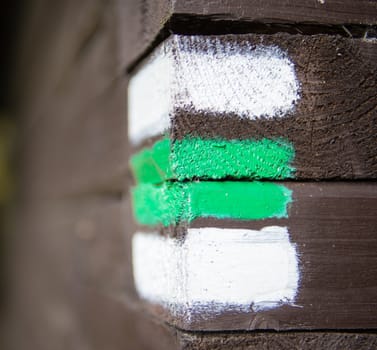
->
[130,138,172,184]
[132,181,292,227]
[130,137,295,184]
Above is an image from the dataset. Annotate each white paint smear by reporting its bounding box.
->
[128,35,300,145]
[132,227,300,315]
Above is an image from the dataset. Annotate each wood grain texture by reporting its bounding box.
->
[131,33,377,179]
[174,0,377,26]
[130,182,377,331]
[119,0,377,71]
[178,331,377,350]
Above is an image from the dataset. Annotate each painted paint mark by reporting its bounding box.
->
[128,48,172,145]
[130,137,295,184]
[128,35,300,145]
[130,137,172,185]
[132,181,292,226]
[132,226,299,315]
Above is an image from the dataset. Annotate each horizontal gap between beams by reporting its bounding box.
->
[178,327,377,336]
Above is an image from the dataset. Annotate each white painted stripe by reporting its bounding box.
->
[128,50,172,145]
[132,227,299,315]
[128,35,300,145]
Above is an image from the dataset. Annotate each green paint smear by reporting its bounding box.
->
[130,137,295,184]
[132,181,292,227]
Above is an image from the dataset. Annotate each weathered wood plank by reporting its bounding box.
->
[119,0,377,71]
[128,33,377,179]
[178,331,377,350]
[130,182,377,331]
[174,0,377,26]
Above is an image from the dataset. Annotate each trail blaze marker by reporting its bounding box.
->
[133,227,299,316]
[129,34,301,318]
[128,36,300,145]
[131,137,295,184]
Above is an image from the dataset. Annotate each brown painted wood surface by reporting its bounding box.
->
[174,0,377,25]
[16,0,129,200]
[130,182,377,331]
[7,1,138,349]
[121,0,377,71]
[178,331,377,350]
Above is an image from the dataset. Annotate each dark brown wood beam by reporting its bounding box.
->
[174,0,377,25]
[121,0,377,71]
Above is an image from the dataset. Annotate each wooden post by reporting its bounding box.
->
[128,32,377,333]
[9,0,377,349]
